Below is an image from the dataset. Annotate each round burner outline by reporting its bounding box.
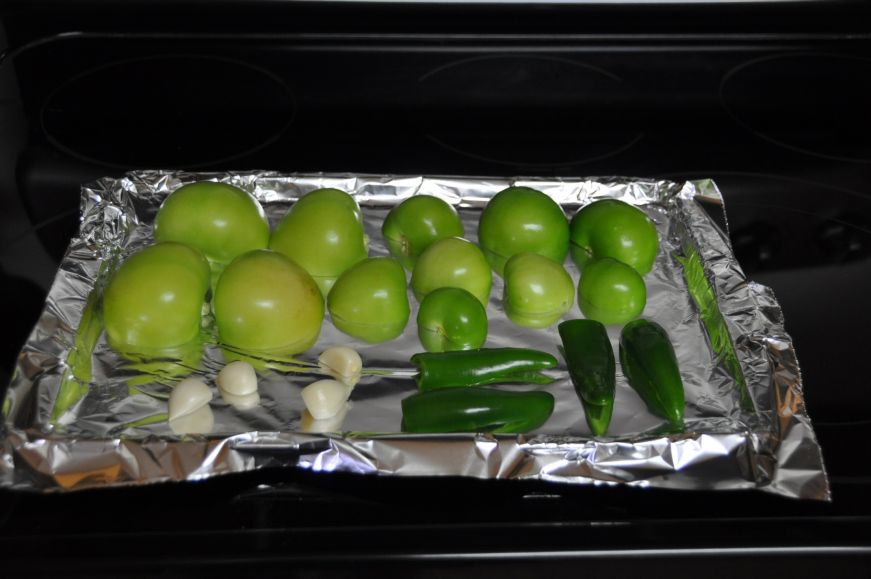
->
[720,52,871,164]
[425,131,645,169]
[41,54,297,170]
[418,54,644,168]
[418,53,625,84]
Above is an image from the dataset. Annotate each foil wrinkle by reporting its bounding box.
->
[0,171,828,499]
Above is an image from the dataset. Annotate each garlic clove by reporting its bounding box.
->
[301,379,351,420]
[300,403,350,433]
[169,404,214,435]
[168,377,213,421]
[220,389,261,410]
[318,346,362,388]
[216,360,258,396]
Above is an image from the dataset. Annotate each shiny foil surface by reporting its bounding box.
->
[0,172,828,499]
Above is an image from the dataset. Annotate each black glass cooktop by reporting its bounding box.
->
[1,2,870,575]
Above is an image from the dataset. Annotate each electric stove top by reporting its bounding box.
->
[0,2,870,576]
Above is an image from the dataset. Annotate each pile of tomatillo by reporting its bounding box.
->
[103,182,659,360]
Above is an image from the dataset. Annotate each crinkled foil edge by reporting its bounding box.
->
[674,179,829,500]
[0,172,828,499]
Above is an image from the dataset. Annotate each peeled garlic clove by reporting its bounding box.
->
[168,377,213,421]
[221,389,261,410]
[216,360,258,396]
[318,346,362,387]
[300,403,349,433]
[301,379,351,420]
[169,404,214,435]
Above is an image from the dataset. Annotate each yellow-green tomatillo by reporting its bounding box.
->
[103,242,210,353]
[502,252,574,329]
[410,237,491,306]
[269,188,368,295]
[214,249,324,356]
[153,181,270,266]
[327,257,410,343]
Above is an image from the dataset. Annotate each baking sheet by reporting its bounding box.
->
[0,172,829,499]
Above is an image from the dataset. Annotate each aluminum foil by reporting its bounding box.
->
[0,172,829,499]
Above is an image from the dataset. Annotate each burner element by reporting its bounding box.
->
[417,55,642,168]
[41,55,295,169]
[730,221,782,274]
[721,53,871,163]
[816,217,871,263]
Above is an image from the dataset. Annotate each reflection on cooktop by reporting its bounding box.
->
[41,55,295,169]
[664,171,871,274]
[417,55,643,167]
[721,53,871,163]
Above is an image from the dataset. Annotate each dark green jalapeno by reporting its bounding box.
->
[619,319,685,428]
[401,387,555,433]
[558,319,616,436]
[411,347,557,391]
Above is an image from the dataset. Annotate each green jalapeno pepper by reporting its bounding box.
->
[558,319,615,436]
[619,319,685,428]
[401,387,555,433]
[411,347,558,391]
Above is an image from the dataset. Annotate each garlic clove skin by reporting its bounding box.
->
[169,404,214,435]
[216,360,258,396]
[168,377,213,421]
[300,403,350,433]
[318,346,362,388]
[220,389,261,410]
[301,379,351,420]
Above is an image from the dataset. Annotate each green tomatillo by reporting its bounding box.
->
[214,249,324,356]
[153,181,270,266]
[292,187,363,222]
[410,237,492,306]
[103,242,210,354]
[382,195,464,270]
[502,252,575,329]
[569,199,659,274]
[477,186,569,276]
[578,257,646,325]
[327,257,410,343]
[417,287,488,353]
[269,188,368,295]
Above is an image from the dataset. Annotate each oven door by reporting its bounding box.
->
[1,1,870,575]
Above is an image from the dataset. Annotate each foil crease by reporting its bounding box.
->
[0,172,828,499]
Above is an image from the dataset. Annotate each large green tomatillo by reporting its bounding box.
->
[269,188,368,295]
[410,237,491,306]
[569,199,659,274]
[327,257,410,343]
[292,187,363,223]
[578,257,646,325]
[382,195,464,270]
[103,242,211,353]
[502,252,574,329]
[477,186,569,276]
[153,181,269,266]
[214,249,324,356]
